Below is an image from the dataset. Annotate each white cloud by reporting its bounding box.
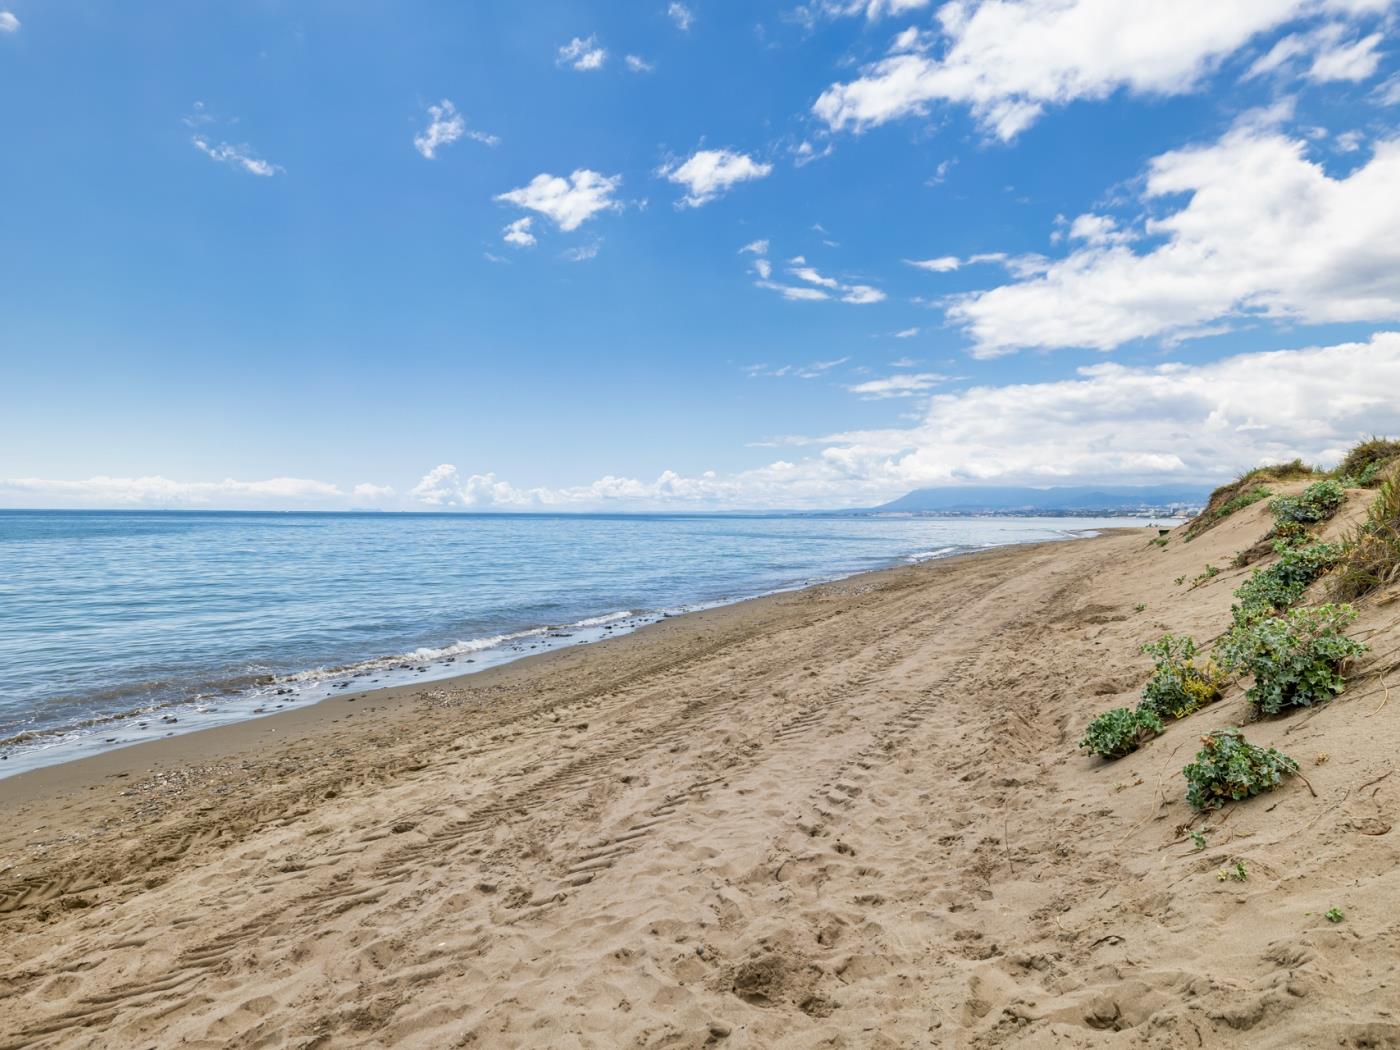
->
[813,0,1393,139]
[906,255,961,272]
[0,11,19,32]
[15,336,1400,513]
[562,241,602,262]
[799,0,933,20]
[1377,73,1400,105]
[413,99,498,159]
[661,149,773,207]
[191,136,282,177]
[1309,29,1384,80]
[410,463,746,509]
[414,99,464,158]
[626,54,656,72]
[947,123,1400,356]
[0,475,345,508]
[668,2,695,31]
[503,217,536,247]
[1336,129,1365,151]
[792,265,840,288]
[558,34,608,70]
[1247,21,1385,82]
[748,250,885,304]
[847,372,949,398]
[893,327,921,338]
[1066,213,1132,246]
[495,169,623,231]
[399,335,1400,507]
[353,483,396,500]
[757,280,831,301]
[747,357,850,379]
[841,284,888,304]
[792,139,835,166]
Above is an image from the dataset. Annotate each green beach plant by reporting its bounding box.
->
[1333,437,1400,488]
[1185,459,1319,540]
[1080,706,1164,760]
[1219,604,1367,716]
[1270,480,1347,540]
[1139,634,1228,720]
[1184,728,1298,811]
[1230,540,1346,626]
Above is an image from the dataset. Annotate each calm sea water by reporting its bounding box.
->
[0,510,1161,775]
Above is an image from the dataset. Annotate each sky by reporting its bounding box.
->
[3,0,1400,511]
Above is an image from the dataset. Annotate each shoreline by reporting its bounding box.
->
[0,521,1149,784]
[0,541,1052,808]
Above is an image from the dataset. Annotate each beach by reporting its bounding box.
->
[3,502,1399,1049]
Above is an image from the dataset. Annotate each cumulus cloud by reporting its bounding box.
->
[740,238,770,255]
[495,169,623,231]
[503,217,536,247]
[558,34,608,70]
[626,54,656,72]
[947,122,1400,356]
[409,463,740,509]
[191,136,282,177]
[397,333,1400,508]
[0,11,19,32]
[413,99,464,158]
[413,99,498,159]
[661,149,773,207]
[813,0,1392,139]
[668,2,695,31]
[0,475,345,508]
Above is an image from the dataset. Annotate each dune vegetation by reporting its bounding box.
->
[1086,437,1397,814]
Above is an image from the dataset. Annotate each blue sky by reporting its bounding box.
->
[3,0,1400,510]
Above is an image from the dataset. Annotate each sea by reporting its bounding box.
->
[0,510,1167,777]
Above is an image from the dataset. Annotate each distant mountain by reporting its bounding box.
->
[870,484,1213,515]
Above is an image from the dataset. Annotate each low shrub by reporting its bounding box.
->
[1185,460,1319,539]
[1080,707,1164,760]
[1270,480,1347,539]
[1139,634,1228,720]
[1333,477,1400,601]
[1219,604,1368,716]
[1190,564,1221,589]
[1333,436,1400,488]
[1230,540,1346,626]
[1183,728,1298,811]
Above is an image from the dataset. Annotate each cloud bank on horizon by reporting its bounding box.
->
[4,0,1400,510]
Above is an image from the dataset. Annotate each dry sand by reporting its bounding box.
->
[3,498,1400,1049]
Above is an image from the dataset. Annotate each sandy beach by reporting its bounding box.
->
[3,500,1400,1049]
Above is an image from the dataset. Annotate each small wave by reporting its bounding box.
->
[572,610,635,627]
[906,546,960,562]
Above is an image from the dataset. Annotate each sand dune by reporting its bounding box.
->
[3,497,1399,1048]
